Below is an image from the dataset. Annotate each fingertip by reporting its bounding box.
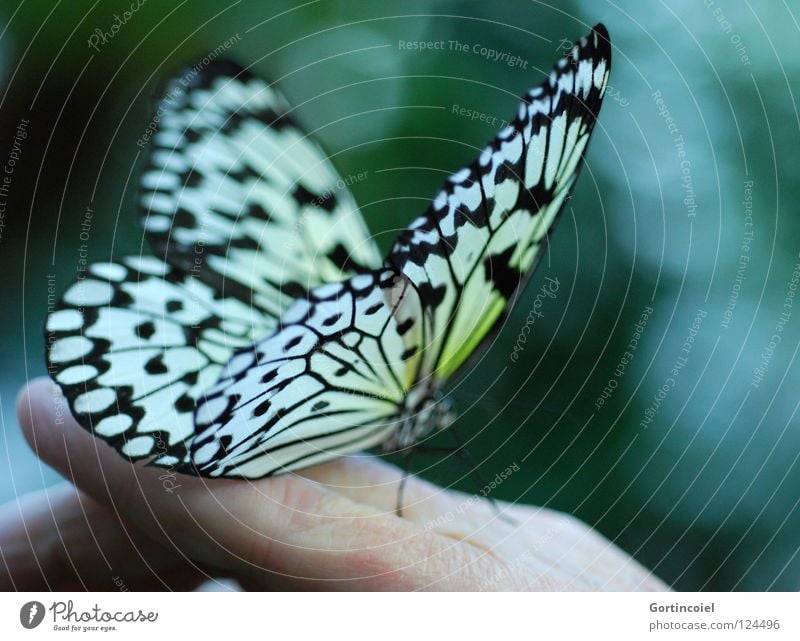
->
[15,377,118,493]
[16,377,67,464]
[16,378,37,438]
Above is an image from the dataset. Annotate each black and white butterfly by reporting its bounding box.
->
[46,24,611,478]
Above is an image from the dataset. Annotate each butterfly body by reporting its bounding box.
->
[46,25,611,479]
[382,384,455,451]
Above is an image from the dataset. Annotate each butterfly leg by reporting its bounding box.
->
[394,444,459,517]
[395,449,416,518]
[448,427,518,527]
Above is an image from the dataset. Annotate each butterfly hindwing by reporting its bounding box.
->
[186,270,420,478]
[45,257,272,463]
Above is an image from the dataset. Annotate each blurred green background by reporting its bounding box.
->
[1,0,799,590]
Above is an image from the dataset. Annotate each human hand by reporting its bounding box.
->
[1,377,668,591]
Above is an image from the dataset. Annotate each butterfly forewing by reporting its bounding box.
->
[140,60,382,316]
[388,25,611,383]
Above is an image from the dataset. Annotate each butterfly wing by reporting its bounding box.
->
[388,24,611,383]
[178,25,611,478]
[46,60,382,465]
[45,257,271,464]
[186,270,418,478]
[139,59,382,317]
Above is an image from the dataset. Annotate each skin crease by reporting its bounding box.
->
[0,377,669,591]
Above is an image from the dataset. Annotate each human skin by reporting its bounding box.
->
[0,378,669,591]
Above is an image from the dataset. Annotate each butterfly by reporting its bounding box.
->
[45,24,611,478]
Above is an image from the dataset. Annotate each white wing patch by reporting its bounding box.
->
[46,258,272,462]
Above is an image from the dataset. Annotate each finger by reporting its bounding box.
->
[18,379,496,590]
[466,504,670,591]
[297,456,669,590]
[301,457,668,591]
[549,515,671,591]
[0,483,210,590]
[298,457,552,548]
[297,456,474,519]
